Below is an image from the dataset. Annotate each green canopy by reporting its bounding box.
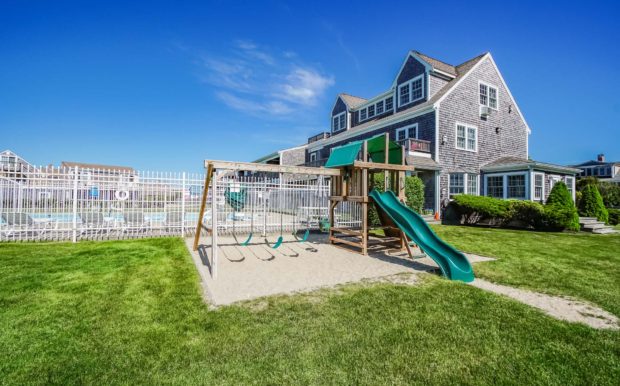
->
[325,134,403,168]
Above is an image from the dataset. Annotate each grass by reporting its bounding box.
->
[1,235,619,385]
[432,225,620,316]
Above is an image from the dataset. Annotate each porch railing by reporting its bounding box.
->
[399,138,432,153]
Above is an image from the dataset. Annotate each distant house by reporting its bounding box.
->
[570,154,620,183]
[255,50,580,211]
[60,161,137,183]
[0,150,32,171]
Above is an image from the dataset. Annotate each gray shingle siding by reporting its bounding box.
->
[429,74,449,98]
[280,147,306,166]
[396,56,428,112]
[437,56,528,202]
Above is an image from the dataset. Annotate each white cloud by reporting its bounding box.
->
[196,40,334,117]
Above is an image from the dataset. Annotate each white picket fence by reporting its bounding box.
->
[0,165,360,242]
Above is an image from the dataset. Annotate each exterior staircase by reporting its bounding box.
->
[579,217,618,234]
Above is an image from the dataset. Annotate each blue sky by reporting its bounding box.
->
[1,0,619,172]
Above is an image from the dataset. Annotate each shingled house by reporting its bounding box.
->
[257,51,580,213]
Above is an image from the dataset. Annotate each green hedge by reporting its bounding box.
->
[608,209,620,226]
[578,184,609,223]
[448,183,579,232]
[368,173,425,227]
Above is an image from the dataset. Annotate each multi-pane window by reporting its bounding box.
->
[456,123,477,151]
[385,97,393,111]
[480,82,498,109]
[449,173,465,197]
[565,177,574,198]
[376,100,384,114]
[467,174,478,195]
[507,175,526,199]
[487,176,504,198]
[398,74,424,107]
[332,112,346,132]
[396,124,417,142]
[368,105,375,118]
[309,152,317,162]
[360,108,367,121]
[534,173,544,200]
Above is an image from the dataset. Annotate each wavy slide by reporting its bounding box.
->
[369,189,474,282]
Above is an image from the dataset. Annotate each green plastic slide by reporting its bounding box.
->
[369,189,474,282]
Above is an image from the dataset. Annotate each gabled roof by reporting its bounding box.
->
[60,161,134,172]
[571,159,620,167]
[414,51,457,76]
[338,93,367,109]
[482,157,581,174]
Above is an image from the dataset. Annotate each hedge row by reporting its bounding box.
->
[446,182,579,231]
[369,173,425,227]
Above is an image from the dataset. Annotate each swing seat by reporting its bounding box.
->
[271,236,284,249]
[298,229,310,242]
[240,233,253,246]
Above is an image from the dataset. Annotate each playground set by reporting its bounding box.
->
[193,133,474,282]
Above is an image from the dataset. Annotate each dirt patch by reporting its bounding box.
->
[470,279,618,330]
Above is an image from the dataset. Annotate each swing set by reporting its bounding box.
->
[193,160,340,278]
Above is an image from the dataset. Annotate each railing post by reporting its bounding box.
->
[181,171,186,237]
[71,166,79,243]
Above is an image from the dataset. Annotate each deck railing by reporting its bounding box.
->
[399,138,432,153]
[307,132,331,144]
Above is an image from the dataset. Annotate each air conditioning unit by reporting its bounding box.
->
[480,105,492,118]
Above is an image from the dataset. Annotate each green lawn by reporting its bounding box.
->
[1,233,619,385]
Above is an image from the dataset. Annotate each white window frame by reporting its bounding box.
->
[332,111,347,132]
[564,176,575,202]
[484,172,529,200]
[448,172,479,198]
[398,74,424,107]
[360,108,367,121]
[507,174,527,199]
[309,152,317,162]
[455,122,478,152]
[376,100,384,115]
[533,172,545,201]
[385,96,394,111]
[479,81,498,110]
[395,123,418,142]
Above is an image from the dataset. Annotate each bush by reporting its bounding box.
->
[608,209,620,225]
[507,200,545,229]
[544,182,580,231]
[450,195,510,225]
[598,182,620,208]
[578,184,609,223]
[368,173,425,227]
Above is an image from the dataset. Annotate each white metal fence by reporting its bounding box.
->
[0,166,360,242]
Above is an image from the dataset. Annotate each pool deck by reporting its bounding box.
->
[185,234,493,306]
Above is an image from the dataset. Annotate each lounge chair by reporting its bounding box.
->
[165,211,185,233]
[0,212,53,240]
[123,211,149,234]
[79,212,110,237]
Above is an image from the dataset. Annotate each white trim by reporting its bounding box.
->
[433,106,439,162]
[307,105,434,151]
[398,73,425,107]
[483,171,529,200]
[332,111,347,133]
[434,171,441,214]
[309,152,317,162]
[434,53,489,107]
[455,122,478,152]
[432,68,456,79]
[564,175,576,202]
[448,172,480,198]
[396,123,419,142]
[478,80,499,110]
[391,51,432,89]
[533,172,545,201]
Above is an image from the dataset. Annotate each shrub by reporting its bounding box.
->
[450,195,510,224]
[544,182,580,231]
[507,200,545,229]
[598,182,620,208]
[576,176,598,190]
[608,209,620,226]
[578,184,609,223]
[368,173,425,227]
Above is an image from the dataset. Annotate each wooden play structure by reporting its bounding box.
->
[326,133,416,256]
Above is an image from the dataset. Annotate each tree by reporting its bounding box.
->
[578,184,609,223]
[544,182,580,231]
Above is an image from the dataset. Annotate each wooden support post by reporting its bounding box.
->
[384,132,389,164]
[193,163,214,251]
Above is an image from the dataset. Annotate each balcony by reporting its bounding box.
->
[304,159,327,168]
[399,138,431,153]
[308,132,331,144]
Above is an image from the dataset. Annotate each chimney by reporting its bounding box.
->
[597,153,605,162]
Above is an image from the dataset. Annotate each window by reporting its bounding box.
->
[398,74,424,107]
[467,174,478,195]
[360,108,367,121]
[456,123,477,151]
[368,105,375,118]
[449,173,465,197]
[487,176,504,198]
[533,173,544,200]
[507,175,526,199]
[396,124,418,142]
[309,152,317,162]
[479,82,498,109]
[385,97,393,111]
[332,112,346,132]
[376,100,384,114]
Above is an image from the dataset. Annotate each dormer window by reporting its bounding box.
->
[360,108,367,121]
[385,97,393,111]
[398,74,424,107]
[332,111,347,132]
[479,82,498,109]
[376,100,384,114]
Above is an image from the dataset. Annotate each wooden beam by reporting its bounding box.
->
[193,163,214,251]
[353,161,416,171]
[330,236,363,249]
[203,160,340,176]
[331,227,363,236]
[329,195,369,203]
